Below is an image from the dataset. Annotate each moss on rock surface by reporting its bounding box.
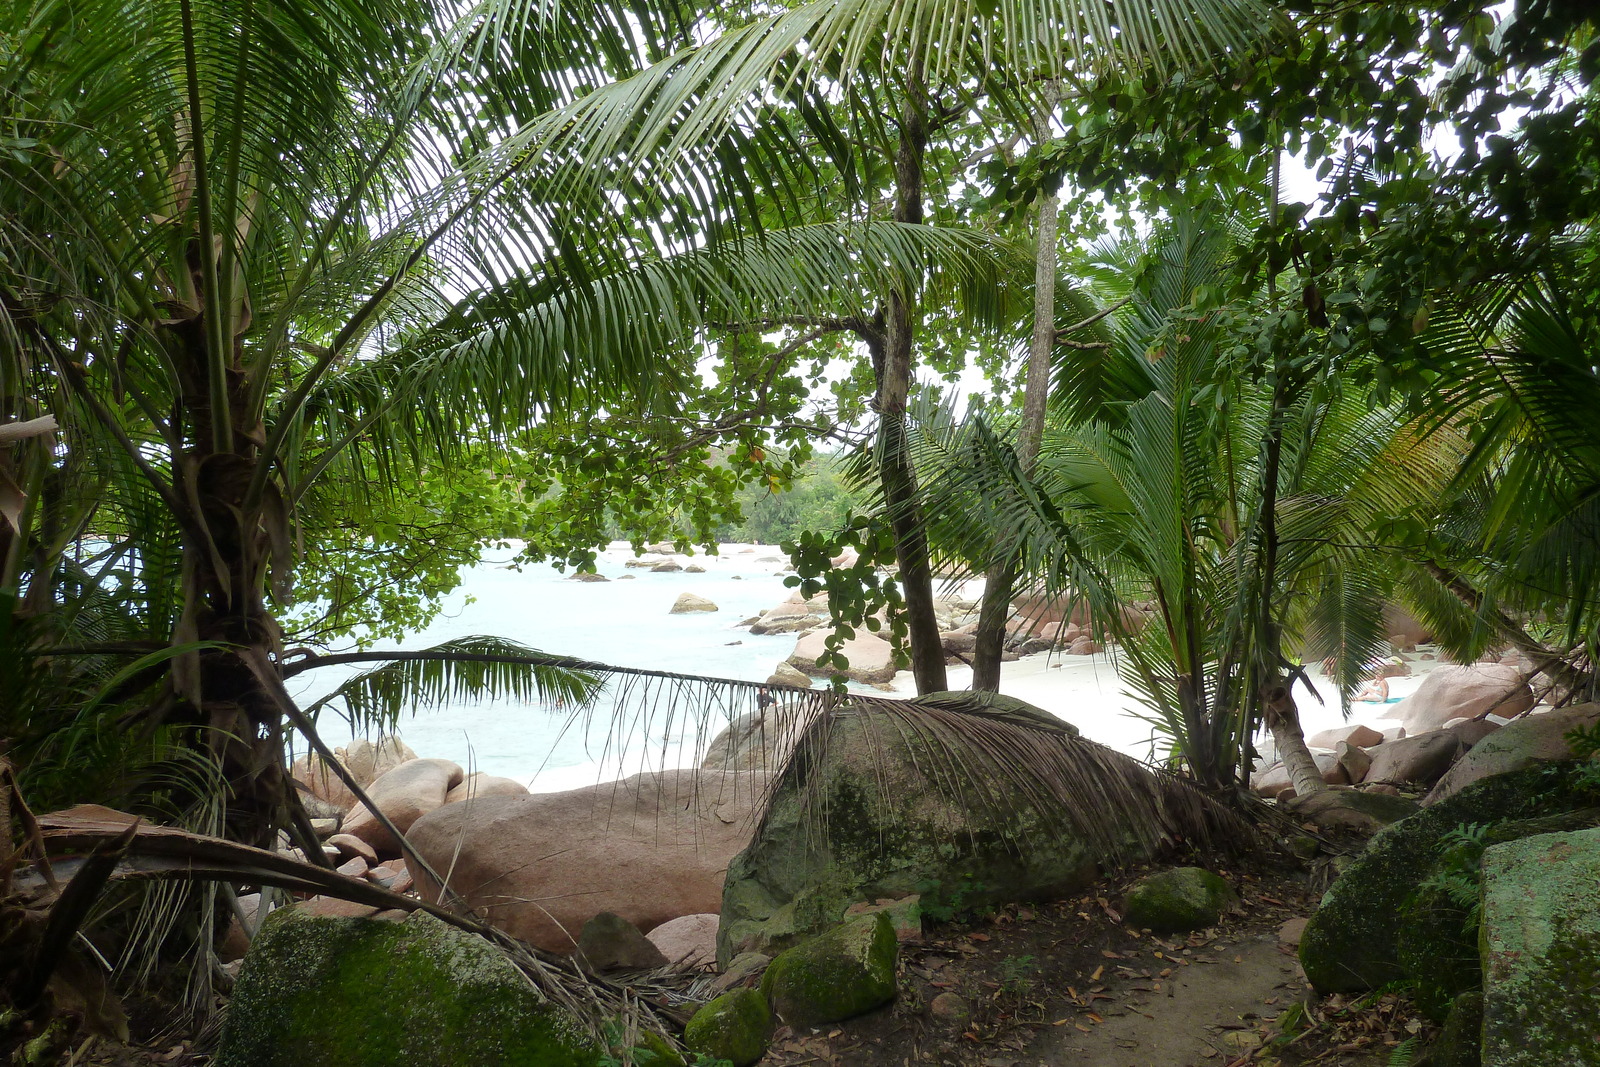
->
[215,909,599,1067]
[1480,826,1600,1066]
[1429,991,1483,1067]
[1123,867,1233,933]
[760,913,897,1027]
[1395,881,1479,1023]
[718,691,1228,964]
[1299,762,1599,993]
[683,988,772,1067]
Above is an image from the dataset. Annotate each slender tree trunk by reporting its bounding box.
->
[973,90,1061,691]
[1263,677,1325,798]
[878,58,946,694]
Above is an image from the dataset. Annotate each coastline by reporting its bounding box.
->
[293,539,1458,791]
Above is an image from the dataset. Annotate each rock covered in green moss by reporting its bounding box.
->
[1395,879,1480,1023]
[1122,867,1234,933]
[1299,762,1600,993]
[1430,991,1483,1067]
[718,691,1228,963]
[215,909,598,1067]
[683,988,772,1066]
[1480,826,1600,1065]
[760,913,897,1027]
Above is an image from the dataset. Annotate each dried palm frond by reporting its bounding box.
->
[769,691,1258,865]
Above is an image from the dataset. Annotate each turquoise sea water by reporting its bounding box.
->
[288,542,821,790]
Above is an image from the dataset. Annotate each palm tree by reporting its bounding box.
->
[0,0,1282,859]
[918,215,1465,792]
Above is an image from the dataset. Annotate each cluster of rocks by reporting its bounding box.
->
[1250,664,1570,804]
[743,589,1124,687]
[238,737,535,947]
[1298,749,1600,1067]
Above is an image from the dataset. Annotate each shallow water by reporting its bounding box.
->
[289,542,824,790]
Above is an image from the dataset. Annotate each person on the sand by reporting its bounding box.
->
[1355,677,1389,703]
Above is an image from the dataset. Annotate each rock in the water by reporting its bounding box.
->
[651,559,683,572]
[761,913,897,1027]
[1425,702,1600,805]
[646,913,718,969]
[443,773,528,805]
[719,691,1230,963]
[749,612,819,635]
[215,910,599,1067]
[1362,730,1464,790]
[767,662,813,688]
[685,564,706,573]
[407,770,764,953]
[575,912,668,973]
[567,570,609,582]
[684,987,773,1067]
[670,592,717,614]
[1480,826,1600,1065]
[1392,664,1534,734]
[1123,868,1234,933]
[1299,762,1600,994]
[786,627,899,684]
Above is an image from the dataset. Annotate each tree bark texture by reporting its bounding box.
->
[973,91,1060,692]
[877,58,945,695]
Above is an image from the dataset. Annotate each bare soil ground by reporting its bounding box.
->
[759,860,1433,1067]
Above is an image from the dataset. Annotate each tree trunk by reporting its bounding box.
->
[878,59,946,695]
[973,92,1061,691]
[1263,678,1326,798]
[166,285,300,851]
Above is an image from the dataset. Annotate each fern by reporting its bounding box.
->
[1388,1037,1418,1067]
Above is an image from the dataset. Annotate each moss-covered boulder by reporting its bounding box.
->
[760,913,897,1027]
[1395,879,1479,1023]
[1123,868,1234,933]
[719,691,1245,963]
[1299,762,1600,993]
[1429,991,1483,1067]
[215,909,600,1067]
[1480,826,1600,1066]
[1395,809,1600,1023]
[683,988,773,1066]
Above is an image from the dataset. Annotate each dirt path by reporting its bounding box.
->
[1029,927,1304,1066]
[759,865,1417,1067]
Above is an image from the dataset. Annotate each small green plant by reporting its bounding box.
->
[997,954,1039,996]
[596,1020,727,1067]
[913,875,988,923]
[1386,1036,1419,1066]
[1419,823,1492,917]
[1566,721,1600,760]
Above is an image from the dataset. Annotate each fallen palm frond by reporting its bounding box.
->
[769,691,1260,865]
[4,798,680,1054]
